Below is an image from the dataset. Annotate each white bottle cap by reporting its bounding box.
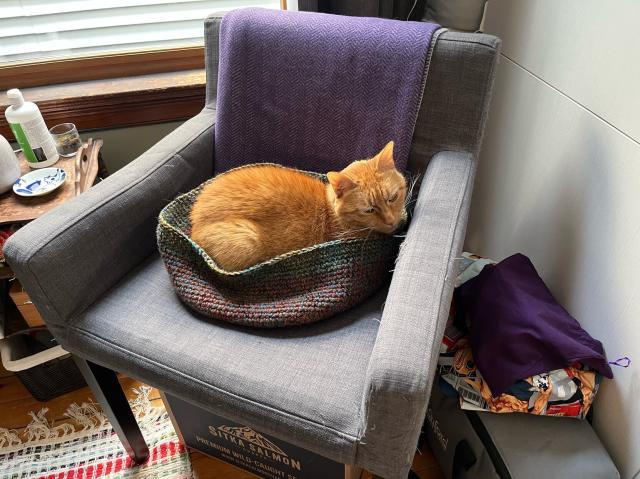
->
[6,89,25,108]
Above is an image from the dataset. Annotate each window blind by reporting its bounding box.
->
[0,0,279,63]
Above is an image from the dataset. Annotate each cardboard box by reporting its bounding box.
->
[163,393,361,479]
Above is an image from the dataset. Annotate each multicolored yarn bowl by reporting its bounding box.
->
[157,166,402,328]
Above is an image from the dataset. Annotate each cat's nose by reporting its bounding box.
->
[383,218,395,228]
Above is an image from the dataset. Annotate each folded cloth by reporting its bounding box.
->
[215,8,440,174]
[439,337,602,419]
[438,254,604,419]
[457,253,613,395]
[439,323,602,418]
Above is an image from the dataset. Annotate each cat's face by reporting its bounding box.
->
[328,141,407,235]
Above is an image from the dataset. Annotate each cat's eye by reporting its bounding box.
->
[364,206,375,214]
[387,192,399,203]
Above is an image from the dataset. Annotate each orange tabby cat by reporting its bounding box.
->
[190,141,406,271]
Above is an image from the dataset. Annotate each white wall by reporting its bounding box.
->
[467,1,639,477]
[84,121,183,173]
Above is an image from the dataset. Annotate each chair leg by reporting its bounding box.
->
[73,356,150,464]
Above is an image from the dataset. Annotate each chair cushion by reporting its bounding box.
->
[59,254,385,463]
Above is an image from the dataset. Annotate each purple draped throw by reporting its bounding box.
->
[215,8,440,173]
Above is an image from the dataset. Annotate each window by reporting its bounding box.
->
[1,1,280,64]
[0,1,281,135]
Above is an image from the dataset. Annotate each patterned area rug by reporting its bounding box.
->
[0,386,193,479]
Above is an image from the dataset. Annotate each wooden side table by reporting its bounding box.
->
[0,138,105,332]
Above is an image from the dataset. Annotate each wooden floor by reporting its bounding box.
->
[0,365,443,479]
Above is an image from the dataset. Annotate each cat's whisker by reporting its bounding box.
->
[403,172,421,211]
[347,226,373,233]
[408,172,421,192]
[404,197,417,209]
[336,226,374,239]
[359,228,375,255]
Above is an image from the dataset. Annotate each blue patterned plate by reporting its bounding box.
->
[13,167,67,197]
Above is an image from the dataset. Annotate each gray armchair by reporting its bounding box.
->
[5,16,499,479]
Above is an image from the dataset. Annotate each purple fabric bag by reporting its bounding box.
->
[215,8,440,173]
[457,253,613,395]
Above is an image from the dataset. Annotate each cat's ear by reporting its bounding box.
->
[375,141,396,172]
[327,172,356,198]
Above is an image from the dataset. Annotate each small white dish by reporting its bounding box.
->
[13,167,66,197]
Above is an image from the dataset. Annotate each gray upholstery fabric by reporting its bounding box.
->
[408,31,500,174]
[357,151,477,477]
[41,152,477,478]
[51,255,386,464]
[204,16,221,106]
[5,108,215,325]
[5,15,500,479]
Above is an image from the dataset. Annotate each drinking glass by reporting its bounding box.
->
[49,123,82,157]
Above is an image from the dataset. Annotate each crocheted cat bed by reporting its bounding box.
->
[157,169,402,328]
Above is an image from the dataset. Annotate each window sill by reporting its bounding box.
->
[0,70,206,138]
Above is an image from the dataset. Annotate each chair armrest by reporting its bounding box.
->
[357,151,476,478]
[4,108,215,327]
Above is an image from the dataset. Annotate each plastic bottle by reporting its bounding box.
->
[4,89,59,168]
[0,134,20,193]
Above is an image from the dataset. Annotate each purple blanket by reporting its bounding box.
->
[457,254,613,395]
[215,8,440,173]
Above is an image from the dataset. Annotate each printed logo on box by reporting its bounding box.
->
[426,407,448,451]
[203,425,301,471]
[165,394,344,479]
